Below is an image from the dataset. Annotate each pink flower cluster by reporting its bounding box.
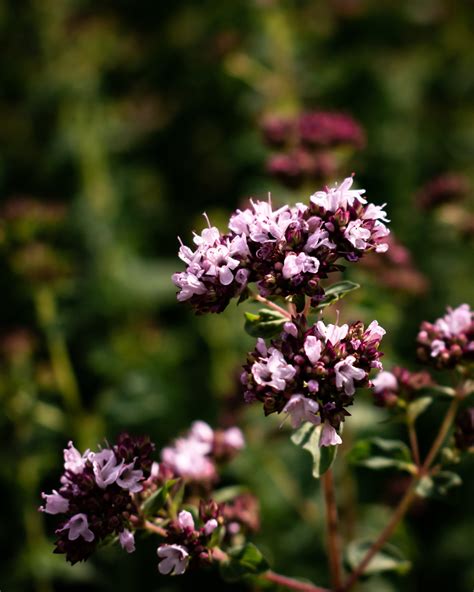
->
[262,112,365,188]
[372,366,433,408]
[157,507,219,575]
[417,304,473,369]
[241,316,385,445]
[173,177,389,313]
[160,421,245,483]
[39,433,154,564]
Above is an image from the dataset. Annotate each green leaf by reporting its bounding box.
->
[219,543,269,582]
[345,539,411,576]
[406,396,433,423]
[140,479,180,517]
[348,438,416,473]
[416,471,462,498]
[291,423,339,478]
[315,281,360,310]
[213,485,249,503]
[244,308,287,338]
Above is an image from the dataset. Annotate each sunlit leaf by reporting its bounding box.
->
[315,281,360,310]
[345,539,411,576]
[348,438,416,473]
[416,471,462,498]
[244,308,287,338]
[219,543,269,582]
[406,396,433,423]
[291,423,339,478]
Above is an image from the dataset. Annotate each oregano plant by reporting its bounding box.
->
[40,176,473,591]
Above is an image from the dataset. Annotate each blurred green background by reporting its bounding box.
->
[0,1,473,590]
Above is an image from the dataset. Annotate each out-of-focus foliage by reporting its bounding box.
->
[0,1,473,591]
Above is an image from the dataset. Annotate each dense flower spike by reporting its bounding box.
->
[39,434,155,564]
[173,177,390,312]
[417,304,474,369]
[160,421,245,482]
[371,367,433,407]
[241,316,385,444]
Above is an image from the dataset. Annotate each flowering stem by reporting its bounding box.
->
[264,571,332,592]
[253,293,292,319]
[420,396,459,474]
[212,548,332,591]
[341,482,417,591]
[407,419,421,467]
[321,469,344,591]
[342,395,461,591]
[144,520,167,537]
[34,286,82,416]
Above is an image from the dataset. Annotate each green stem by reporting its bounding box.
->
[34,286,82,415]
[342,395,461,591]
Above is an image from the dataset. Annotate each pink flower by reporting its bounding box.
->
[310,176,367,211]
[316,321,349,345]
[178,510,195,531]
[205,244,240,286]
[282,252,320,279]
[40,490,69,514]
[334,355,366,395]
[431,339,446,357]
[157,544,190,576]
[119,529,135,553]
[92,449,123,489]
[344,220,371,250]
[434,304,472,338]
[116,463,144,493]
[284,321,298,337]
[304,335,322,364]
[372,371,398,393]
[172,271,207,301]
[63,441,88,474]
[59,513,94,542]
[365,320,386,342]
[203,518,218,536]
[251,348,296,391]
[222,427,245,450]
[283,394,320,429]
[320,422,342,447]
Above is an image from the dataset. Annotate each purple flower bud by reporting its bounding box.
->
[119,529,135,553]
[178,510,195,531]
[203,518,218,536]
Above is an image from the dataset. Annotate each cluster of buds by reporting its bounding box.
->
[371,366,433,408]
[39,433,154,564]
[241,317,385,445]
[360,233,428,296]
[417,304,473,369]
[160,421,245,483]
[262,112,365,188]
[157,506,220,575]
[173,176,390,313]
[41,423,257,576]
